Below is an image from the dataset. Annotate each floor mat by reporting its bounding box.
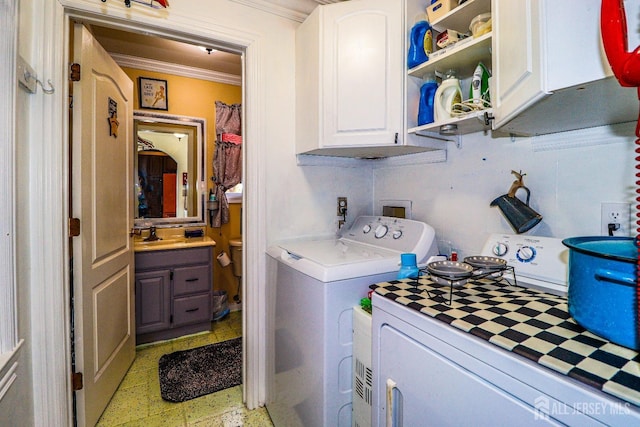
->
[158,337,242,402]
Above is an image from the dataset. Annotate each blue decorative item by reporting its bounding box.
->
[397,253,420,279]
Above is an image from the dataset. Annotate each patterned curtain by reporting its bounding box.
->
[212,101,242,227]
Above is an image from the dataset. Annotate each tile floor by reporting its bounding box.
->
[97,311,274,427]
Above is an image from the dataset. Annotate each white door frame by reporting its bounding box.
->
[30,1,266,424]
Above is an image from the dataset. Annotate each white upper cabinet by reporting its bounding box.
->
[491,0,638,136]
[296,0,433,158]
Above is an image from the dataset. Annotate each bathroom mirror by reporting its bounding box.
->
[134,111,206,226]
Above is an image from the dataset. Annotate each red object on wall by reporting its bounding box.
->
[600,0,640,351]
[163,173,176,218]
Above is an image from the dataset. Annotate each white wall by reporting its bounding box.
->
[5,0,373,423]
[374,122,636,259]
[0,0,36,425]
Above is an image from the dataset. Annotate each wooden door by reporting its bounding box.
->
[71,23,135,427]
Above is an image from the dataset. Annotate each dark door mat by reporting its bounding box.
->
[158,337,242,402]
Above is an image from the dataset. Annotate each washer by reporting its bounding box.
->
[266,216,438,427]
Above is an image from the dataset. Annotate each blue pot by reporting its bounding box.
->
[562,236,637,349]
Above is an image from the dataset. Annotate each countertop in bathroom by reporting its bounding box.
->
[133,235,216,252]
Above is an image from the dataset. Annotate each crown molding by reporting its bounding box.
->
[111,53,242,86]
[229,0,310,22]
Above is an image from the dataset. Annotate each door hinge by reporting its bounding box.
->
[72,372,83,391]
[170,314,173,324]
[170,271,174,280]
[68,218,80,237]
[69,63,81,82]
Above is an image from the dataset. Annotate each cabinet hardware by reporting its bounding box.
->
[186,278,199,282]
[484,112,494,126]
[186,308,199,313]
[394,133,399,144]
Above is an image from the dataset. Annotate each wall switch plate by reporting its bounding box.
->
[600,202,631,236]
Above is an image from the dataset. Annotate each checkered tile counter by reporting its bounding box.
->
[371,277,640,407]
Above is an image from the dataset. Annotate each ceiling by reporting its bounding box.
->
[90,0,344,78]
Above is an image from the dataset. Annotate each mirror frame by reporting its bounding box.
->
[134,110,207,227]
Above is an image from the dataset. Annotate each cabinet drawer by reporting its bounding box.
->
[173,265,211,296]
[135,246,212,271]
[173,294,211,326]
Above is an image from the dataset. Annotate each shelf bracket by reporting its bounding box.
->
[414,130,462,149]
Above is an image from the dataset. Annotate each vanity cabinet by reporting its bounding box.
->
[296,0,433,158]
[135,246,213,344]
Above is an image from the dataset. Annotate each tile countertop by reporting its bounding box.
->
[371,277,640,407]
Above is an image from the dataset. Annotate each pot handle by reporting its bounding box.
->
[594,268,636,287]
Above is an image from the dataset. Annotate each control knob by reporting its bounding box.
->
[362,224,371,234]
[517,246,536,262]
[392,230,402,239]
[374,224,388,239]
[493,242,508,257]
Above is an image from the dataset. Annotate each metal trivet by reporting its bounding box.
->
[409,265,517,306]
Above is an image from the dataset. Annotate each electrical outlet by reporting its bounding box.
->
[600,202,630,236]
[337,197,347,216]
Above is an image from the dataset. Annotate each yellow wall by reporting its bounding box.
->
[123,67,243,305]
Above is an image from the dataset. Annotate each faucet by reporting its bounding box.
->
[143,226,160,242]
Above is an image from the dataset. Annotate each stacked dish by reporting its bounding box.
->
[426,256,507,287]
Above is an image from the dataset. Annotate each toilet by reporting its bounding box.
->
[229,237,242,303]
[229,237,242,279]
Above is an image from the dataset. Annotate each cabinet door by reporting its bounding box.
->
[376,325,560,426]
[135,269,171,335]
[491,0,546,129]
[321,0,403,147]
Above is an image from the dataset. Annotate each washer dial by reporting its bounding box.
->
[362,224,372,234]
[392,230,403,239]
[374,224,388,239]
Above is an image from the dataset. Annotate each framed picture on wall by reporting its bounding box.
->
[139,77,168,110]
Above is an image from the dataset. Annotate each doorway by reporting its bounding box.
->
[73,21,247,423]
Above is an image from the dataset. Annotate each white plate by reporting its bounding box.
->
[464,256,506,270]
[427,260,473,279]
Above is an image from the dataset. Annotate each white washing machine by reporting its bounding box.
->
[266,216,439,427]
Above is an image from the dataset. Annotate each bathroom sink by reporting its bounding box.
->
[133,235,215,252]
